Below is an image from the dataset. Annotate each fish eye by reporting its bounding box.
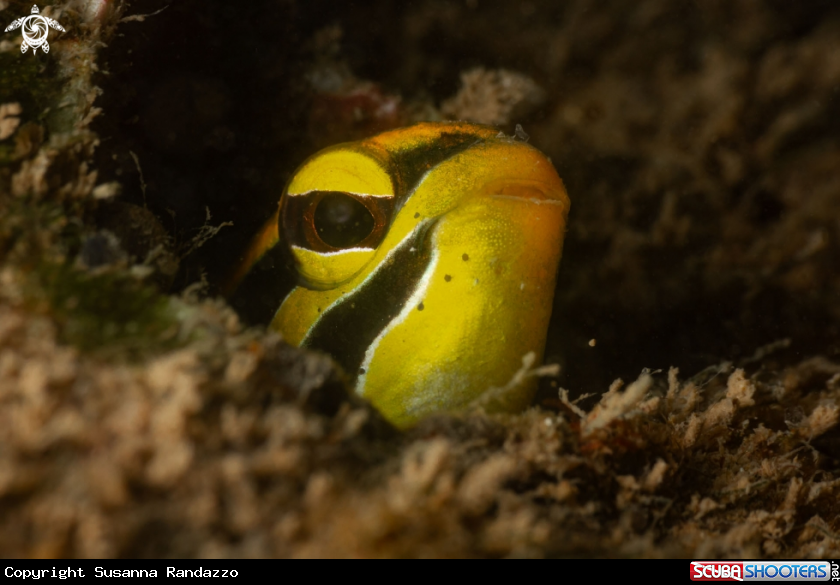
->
[312,192,375,249]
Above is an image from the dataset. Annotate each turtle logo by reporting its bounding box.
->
[4,5,66,54]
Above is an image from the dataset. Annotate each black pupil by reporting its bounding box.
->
[313,193,375,248]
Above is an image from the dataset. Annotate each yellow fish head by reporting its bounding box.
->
[229,122,570,428]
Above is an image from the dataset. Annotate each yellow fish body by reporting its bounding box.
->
[230,122,570,428]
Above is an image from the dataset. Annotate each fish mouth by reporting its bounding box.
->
[483,179,569,208]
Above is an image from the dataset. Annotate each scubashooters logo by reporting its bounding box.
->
[691,561,835,582]
[3,5,65,54]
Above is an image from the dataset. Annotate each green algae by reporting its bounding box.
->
[0,52,58,125]
[30,261,183,359]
